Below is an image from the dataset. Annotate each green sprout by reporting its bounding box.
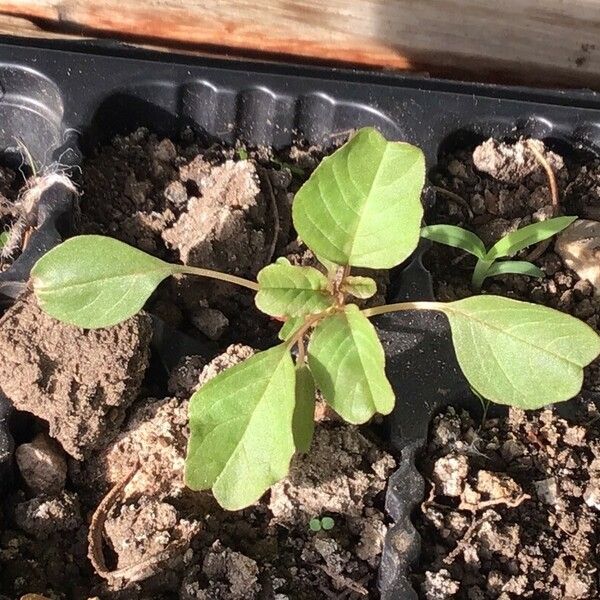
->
[421,217,576,290]
[29,128,600,511]
[271,157,305,176]
[236,146,249,161]
[309,516,335,532]
[0,231,9,250]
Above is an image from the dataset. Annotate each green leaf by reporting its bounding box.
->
[486,260,544,280]
[185,344,296,510]
[487,216,577,260]
[308,304,395,423]
[341,275,377,299]
[317,255,339,275]
[278,316,304,341]
[321,516,335,530]
[31,235,174,328]
[292,127,425,269]
[421,224,486,259]
[293,365,316,453]
[256,261,333,317]
[441,295,600,409]
[471,258,494,291]
[0,231,9,249]
[309,518,322,532]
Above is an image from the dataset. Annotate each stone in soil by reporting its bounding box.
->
[413,403,600,599]
[554,218,600,295]
[0,294,152,459]
[15,433,67,496]
[190,307,229,340]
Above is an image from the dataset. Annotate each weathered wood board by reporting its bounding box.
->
[0,1,599,88]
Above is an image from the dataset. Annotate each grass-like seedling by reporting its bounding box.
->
[421,217,576,290]
[30,128,600,510]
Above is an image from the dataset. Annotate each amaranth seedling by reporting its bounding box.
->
[31,128,600,510]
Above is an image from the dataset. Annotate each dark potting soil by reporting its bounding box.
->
[0,343,396,599]
[412,402,600,600]
[79,127,348,347]
[425,137,600,389]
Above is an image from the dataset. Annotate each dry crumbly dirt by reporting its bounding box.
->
[1,345,396,599]
[0,293,153,459]
[412,402,600,600]
[426,137,600,389]
[79,127,342,346]
[0,129,395,599]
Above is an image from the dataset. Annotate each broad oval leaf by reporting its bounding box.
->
[485,260,544,280]
[185,344,296,510]
[487,216,577,260]
[341,275,377,299]
[293,365,316,453]
[292,127,425,269]
[256,261,333,317]
[421,224,486,259]
[31,235,174,328]
[441,295,600,409]
[308,304,395,423]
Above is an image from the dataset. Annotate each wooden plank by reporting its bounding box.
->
[0,14,74,38]
[1,1,600,88]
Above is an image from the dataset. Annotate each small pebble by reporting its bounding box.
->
[16,433,67,496]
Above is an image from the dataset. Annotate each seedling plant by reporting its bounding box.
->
[421,217,576,290]
[31,128,600,510]
[309,516,335,532]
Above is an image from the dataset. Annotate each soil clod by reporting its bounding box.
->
[0,294,152,459]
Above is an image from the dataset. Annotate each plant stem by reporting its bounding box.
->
[297,337,306,365]
[361,300,441,318]
[287,312,329,348]
[471,258,493,291]
[173,264,259,291]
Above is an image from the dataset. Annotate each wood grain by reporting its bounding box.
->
[1,1,600,88]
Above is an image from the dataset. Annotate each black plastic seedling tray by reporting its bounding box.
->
[2,36,600,598]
